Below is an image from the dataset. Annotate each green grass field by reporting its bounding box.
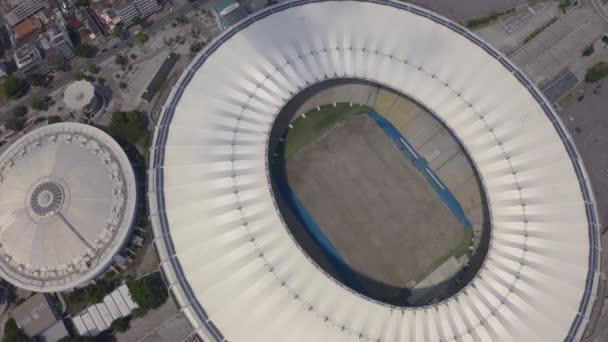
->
[283,103,371,159]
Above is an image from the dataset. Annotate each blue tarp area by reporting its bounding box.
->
[367,109,472,229]
[273,171,369,295]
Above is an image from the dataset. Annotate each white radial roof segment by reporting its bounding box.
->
[64,80,96,110]
[0,123,137,292]
[148,1,600,341]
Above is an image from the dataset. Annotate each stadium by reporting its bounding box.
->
[0,123,137,292]
[148,0,601,341]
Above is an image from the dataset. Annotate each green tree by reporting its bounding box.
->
[113,24,123,38]
[118,81,127,89]
[47,116,62,124]
[1,76,26,99]
[3,318,33,342]
[127,273,168,310]
[31,97,47,111]
[75,44,94,58]
[88,64,100,74]
[4,117,24,132]
[108,110,146,144]
[55,60,68,72]
[110,316,131,332]
[114,54,128,66]
[26,73,46,87]
[190,41,204,54]
[585,62,608,83]
[135,32,148,44]
[582,43,595,57]
[73,71,86,81]
[84,281,112,304]
[12,106,27,117]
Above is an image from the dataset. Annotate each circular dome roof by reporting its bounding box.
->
[0,123,137,292]
[148,1,600,341]
[63,80,96,110]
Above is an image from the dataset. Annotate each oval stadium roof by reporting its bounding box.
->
[148,1,601,341]
[0,123,136,292]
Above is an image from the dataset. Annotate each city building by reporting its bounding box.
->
[71,284,138,337]
[141,52,179,102]
[0,123,137,292]
[80,7,108,37]
[148,1,600,341]
[39,27,75,60]
[13,44,42,69]
[212,0,247,30]
[114,0,160,26]
[11,293,60,337]
[13,17,44,42]
[1,0,49,26]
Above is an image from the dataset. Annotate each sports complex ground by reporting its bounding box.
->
[271,82,488,305]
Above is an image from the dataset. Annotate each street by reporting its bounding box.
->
[0,1,201,121]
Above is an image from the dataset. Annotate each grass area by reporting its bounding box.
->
[523,17,558,44]
[465,8,516,30]
[557,81,585,108]
[585,61,608,83]
[283,103,371,160]
[414,229,473,283]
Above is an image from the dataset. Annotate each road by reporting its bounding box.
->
[0,1,202,122]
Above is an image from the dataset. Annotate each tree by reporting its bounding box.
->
[127,273,168,310]
[88,64,100,74]
[582,43,594,57]
[108,110,146,144]
[12,106,27,117]
[4,117,24,132]
[114,54,128,66]
[1,76,26,99]
[73,71,85,81]
[190,41,204,54]
[132,16,141,27]
[84,281,112,304]
[585,62,608,83]
[96,77,106,84]
[3,318,33,342]
[55,60,68,72]
[26,73,46,87]
[113,24,123,38]
[110,316,131,332]
[31,97,47,111]
[75,44,94,58]
[47,116,62,124]
[118,81,127,89]
[135,32,148,44]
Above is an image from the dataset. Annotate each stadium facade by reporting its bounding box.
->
[148,1,601,341]
[0,123,136,292]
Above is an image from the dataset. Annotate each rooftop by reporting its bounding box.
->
[11,293,58,337]
[13,17,43,41]
[213,0,247,29]
[0,123,137,292]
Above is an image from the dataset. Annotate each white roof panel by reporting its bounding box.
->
[148,1,600,341]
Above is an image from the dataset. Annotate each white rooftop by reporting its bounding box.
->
[148,1,600,341]
[63,80,96,110]
[0,123,137,292]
